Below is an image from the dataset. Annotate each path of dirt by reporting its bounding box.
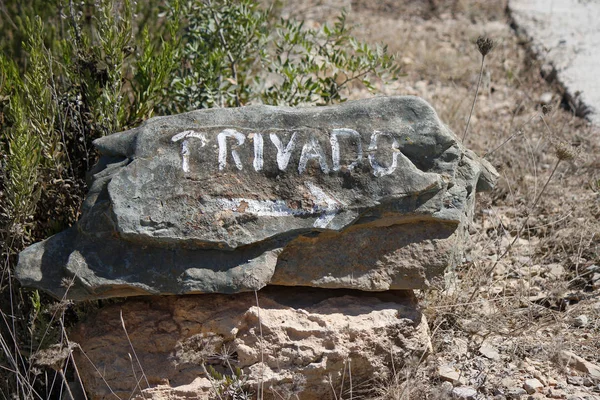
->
[509,0,600,125]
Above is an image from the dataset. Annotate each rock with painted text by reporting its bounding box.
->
[16,96,497,300]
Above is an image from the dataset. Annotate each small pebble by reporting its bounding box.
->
[546,387,567,399]
[540,63,556,80]
[524,378,544,394]
[539,92,553,105]
[592,273,600,289]
[438,364,466,385]
[441,381,454,394]
[480,342,501,361]
[573,315,588,327]
[452,386,478,399]
[507,387,527,397]
[582,377,594,386]
[567,376,584,386]
[586,264,600,273]
[547,264,566,279]
[532,370,547,386]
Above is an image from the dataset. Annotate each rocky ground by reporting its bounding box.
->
[284,0,600,399]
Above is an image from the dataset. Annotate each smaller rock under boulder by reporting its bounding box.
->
[70,287,430,400]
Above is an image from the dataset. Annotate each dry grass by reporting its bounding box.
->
[288,0,600,398]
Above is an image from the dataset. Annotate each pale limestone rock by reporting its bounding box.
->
[539,92,553,105]
[479,340,501,361]
[573,315,589,328]
[141,378,212,400]
[559,351,600,380]
[438,364,466,385]
[451,386,478,399]
[70,287,430,400]
[524,378,544,394]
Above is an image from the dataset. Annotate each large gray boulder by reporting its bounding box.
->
[16,96,497,300]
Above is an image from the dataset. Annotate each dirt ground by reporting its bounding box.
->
[283,0,600,398]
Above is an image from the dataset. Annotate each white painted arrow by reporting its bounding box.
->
[212,182,345,229]
[304,181,344,228]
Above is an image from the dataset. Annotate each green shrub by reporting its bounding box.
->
[163,0,269,111]
[261,11,399,106]
[0,0,398,397]
[164,1,399,112]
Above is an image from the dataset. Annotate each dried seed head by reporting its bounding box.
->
[34,343,78,371]
[9,223,24,236]
[548,134,579,162]
[47,299,74,315]
[476,36,494,57]
[542,104,552,115]
[61,276,75,289]
[554,141,576,161]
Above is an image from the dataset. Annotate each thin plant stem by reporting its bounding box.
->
[348,359,352,400]
[254,290,265,400]
[127,353,146,400]
[200,364,224,400]
[540,113,555,137]
[484,113,538,158]
[339,358,346,399]
[328,374,338,400]
[462,55,485,143]
[465,157,562,307]
[58,369,75,400]
[76,347,120,399]
[120,311,150,390]
[59,316,89,400]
